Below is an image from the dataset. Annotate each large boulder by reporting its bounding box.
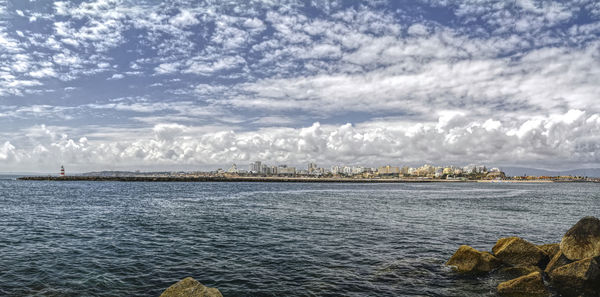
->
[537,243,560,259]
[160,277,223,297]
[500,265,542,278]
[560,216,600,261]
[492,237,547,267]
[497,271,549,297]
[544,251,572,274]
[549,257,600,294]
[446,245,502,274]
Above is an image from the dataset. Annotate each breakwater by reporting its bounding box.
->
[17,175,465,183]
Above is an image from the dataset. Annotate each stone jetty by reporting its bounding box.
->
[159,277,222,297]
[447,216,600,296]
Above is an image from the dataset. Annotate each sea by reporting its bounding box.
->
[1,176,599,296]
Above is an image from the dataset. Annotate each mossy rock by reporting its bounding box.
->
[497,271,549,297]
[446,245,502,274]
[544,251,572,274]
[537,243,560,259]
[549,257,600,292]
[159,277,223,297]
[500,265,542,278]
[560,216,600,261]
[493,237,547,267]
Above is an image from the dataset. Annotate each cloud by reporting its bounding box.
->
[1,0,599,171]
[29,68,57,78]
[243,17,266,31]
[0,141,19,162]
[0,105,75,120]
[183,55,246,75]
[2,109,599,172]
[170,10,199,27]
[302,44,342,59]
[153,123,186,141]
[155,62,180,74]
[407,24,429,36]
[223,40,600,119]
[108,73,124,80]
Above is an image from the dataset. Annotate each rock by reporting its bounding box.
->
[537,243,560,259]
[159,277,223,297]
[497,271,549,297]
[493,237,548,267]
[549,257,600,295]
[544,251,572,274]
[560,216,600,261]
[446,245,502,274]
[500,265,542,278]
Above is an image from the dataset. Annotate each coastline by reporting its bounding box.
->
[15,175,584,183]
[17,176,464,183]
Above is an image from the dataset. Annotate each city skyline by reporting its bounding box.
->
[238,160,501,178]
[1,1,600,173]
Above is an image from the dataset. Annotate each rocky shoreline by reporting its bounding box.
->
[446,216,600,296]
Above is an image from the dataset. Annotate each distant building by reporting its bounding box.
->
[227,163,238,173]
[261,163,270,175]
[277,165,296,175]
[462,164,486,174]
[308,162,318,174]
[330,165,341,175]
[401,166,409,175]
[249,161,262,174]
[341,166,352,175]
[434,167,444,178]
[415,164,435,176]
[60,165,65,176]
[486,171,506,179]
[378,165,400,175]
[352,166,365,175]
[463,164,476,174]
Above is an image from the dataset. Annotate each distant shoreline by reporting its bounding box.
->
[15,176,590,183]
[17,176,462,183]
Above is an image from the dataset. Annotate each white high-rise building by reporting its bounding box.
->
[342,166,352,175]
[249,161,262,174]
[331,165,341,175]
[352,166,365,175]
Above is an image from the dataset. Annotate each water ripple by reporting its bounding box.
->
[0,180,599,296]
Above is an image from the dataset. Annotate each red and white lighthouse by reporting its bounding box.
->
[60,165,65,176]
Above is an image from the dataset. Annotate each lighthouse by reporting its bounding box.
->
[60,165,65,177]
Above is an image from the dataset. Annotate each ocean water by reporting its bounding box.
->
[0,177,599,297]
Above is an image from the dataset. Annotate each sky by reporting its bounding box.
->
[0,0,599,173]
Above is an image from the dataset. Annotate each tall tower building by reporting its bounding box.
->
[60,165,65,176]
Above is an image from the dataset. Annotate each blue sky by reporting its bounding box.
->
[1,0,599,172]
